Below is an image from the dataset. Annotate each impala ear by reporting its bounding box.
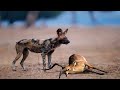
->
[57,28,63,36]
[63,29,68,35]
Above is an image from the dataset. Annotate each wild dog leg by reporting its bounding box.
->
[20,49,29,71]
[12,52,22,71]
[41,53,46,72]
[47,50,54,69]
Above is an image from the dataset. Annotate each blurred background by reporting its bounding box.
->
[0,11,120,28]
[0,11,120,79]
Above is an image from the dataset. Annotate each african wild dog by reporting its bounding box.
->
[45,54,108,79]
[12,28,70,71]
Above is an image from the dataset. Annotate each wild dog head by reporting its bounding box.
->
[56,28,70,45]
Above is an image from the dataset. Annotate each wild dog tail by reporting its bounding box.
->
[45,63,65,70]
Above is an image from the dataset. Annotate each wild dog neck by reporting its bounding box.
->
[46,35,70,53]
[52,37,62,49]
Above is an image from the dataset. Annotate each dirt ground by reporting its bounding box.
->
[0,26,120,79]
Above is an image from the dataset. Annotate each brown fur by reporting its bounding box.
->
[45,54,108,79]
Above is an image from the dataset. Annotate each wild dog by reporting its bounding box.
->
[12,28,70,71]
[45,54,108,79]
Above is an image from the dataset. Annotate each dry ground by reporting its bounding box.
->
[0,26,120,79]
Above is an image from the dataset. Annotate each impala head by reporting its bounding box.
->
[56,28,70,45]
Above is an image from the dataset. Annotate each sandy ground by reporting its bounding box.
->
[0,26,120,79]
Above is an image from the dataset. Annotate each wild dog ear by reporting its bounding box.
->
[57,28,63,36]
[63,29,68,35]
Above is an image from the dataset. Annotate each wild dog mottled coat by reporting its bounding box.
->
[12,28,70,71]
